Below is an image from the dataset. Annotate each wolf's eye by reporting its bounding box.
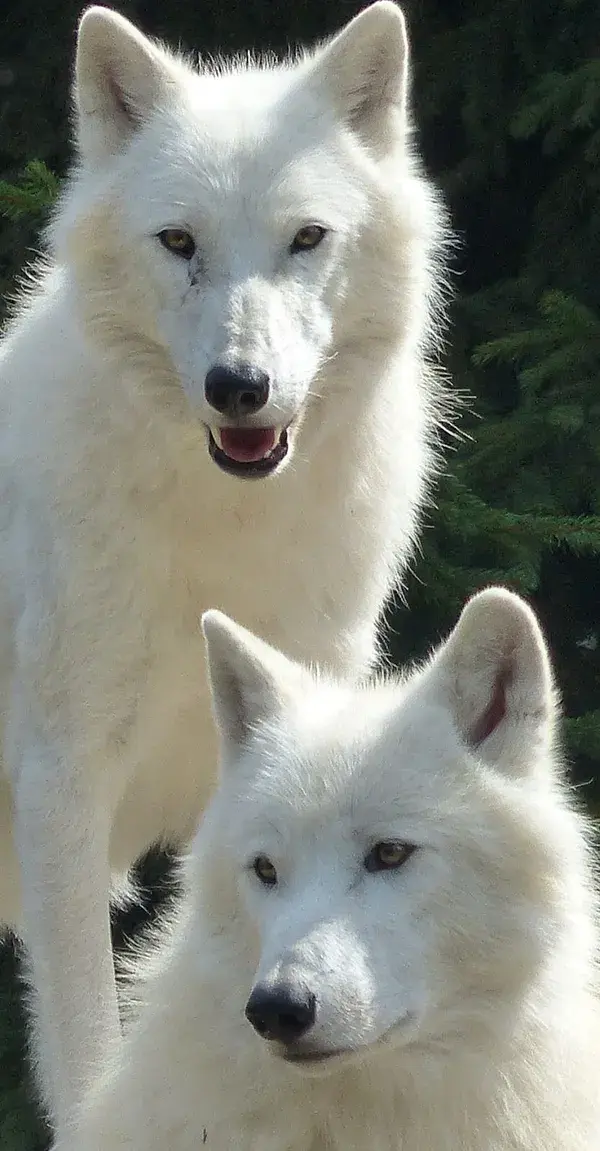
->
[157,228,196,260]
[364,841,415,873]
[253,855,278,886]
[290,225,327,254]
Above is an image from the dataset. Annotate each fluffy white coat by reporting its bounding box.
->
[55,588,600,1150]
[0,0,448,1132]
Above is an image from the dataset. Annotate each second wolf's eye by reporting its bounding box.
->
[253,855,278,886]
[364,841,416,873]
[290,224,327,254]
[157,228,196,260]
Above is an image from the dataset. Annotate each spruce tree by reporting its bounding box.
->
[385,0,600,804]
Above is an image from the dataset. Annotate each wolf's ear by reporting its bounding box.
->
[75,7,177,167]
[426,588,557,778]
[201,611,306,752]
[306,2,409,155]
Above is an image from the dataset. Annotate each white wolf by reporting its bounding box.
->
[0,0,448,1134]
[54,589,600,1151]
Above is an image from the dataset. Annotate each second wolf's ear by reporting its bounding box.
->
[75,7,177,168]
[306,2,409,154]
[201,612,307,755]
[425,588,557,778]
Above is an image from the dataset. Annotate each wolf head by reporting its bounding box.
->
[199,590,594,1073]
[51,3,445,481]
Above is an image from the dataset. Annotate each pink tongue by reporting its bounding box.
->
[220,427,277,463]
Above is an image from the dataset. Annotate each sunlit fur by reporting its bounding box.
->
[0,2,452,1132]
[55,588,600,1150]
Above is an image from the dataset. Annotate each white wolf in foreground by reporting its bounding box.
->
[0,0,448,1134]
[54,588,600,1151]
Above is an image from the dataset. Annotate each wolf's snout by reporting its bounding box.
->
[245,984,316,1043]
[205,363,270,418]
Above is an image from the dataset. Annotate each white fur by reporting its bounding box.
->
[0,0,449,1134]
[54,588,600,1150]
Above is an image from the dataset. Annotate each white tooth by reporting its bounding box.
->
[212,428,223,449]
[265,427,281,457]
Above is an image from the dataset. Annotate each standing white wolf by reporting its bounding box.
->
[54,588,600,1151]
[0,0,449,1135]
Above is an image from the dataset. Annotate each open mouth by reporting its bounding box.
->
[207,426,289,479]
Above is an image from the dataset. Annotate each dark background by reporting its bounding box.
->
[0,0,599,1146]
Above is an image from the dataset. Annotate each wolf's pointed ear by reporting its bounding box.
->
[307,2,409,154]
[202,611,306,751]
[75,7,177,167]
[426,588,557,778]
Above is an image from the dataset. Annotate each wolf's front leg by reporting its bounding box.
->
[12,731,120,1139]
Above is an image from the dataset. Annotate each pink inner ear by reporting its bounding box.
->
[469,666,510,746]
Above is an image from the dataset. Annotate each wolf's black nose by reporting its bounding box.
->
[245,984,316,1043]
[205,364,270,417]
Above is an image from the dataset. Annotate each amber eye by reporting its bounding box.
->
[364,841,416,873]
[157,228,196,259]
[253,855,278,886]
[290,224,327,254]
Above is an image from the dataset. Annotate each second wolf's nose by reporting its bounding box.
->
[205,364,270,418]
[245,984,317,1043]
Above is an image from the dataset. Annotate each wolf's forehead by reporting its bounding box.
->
[139,81,364,218]
[185,61,301,113]
[235,762,453,852]
[245,715,460,818]
[237,695,467,824]
[155,64,324,162]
